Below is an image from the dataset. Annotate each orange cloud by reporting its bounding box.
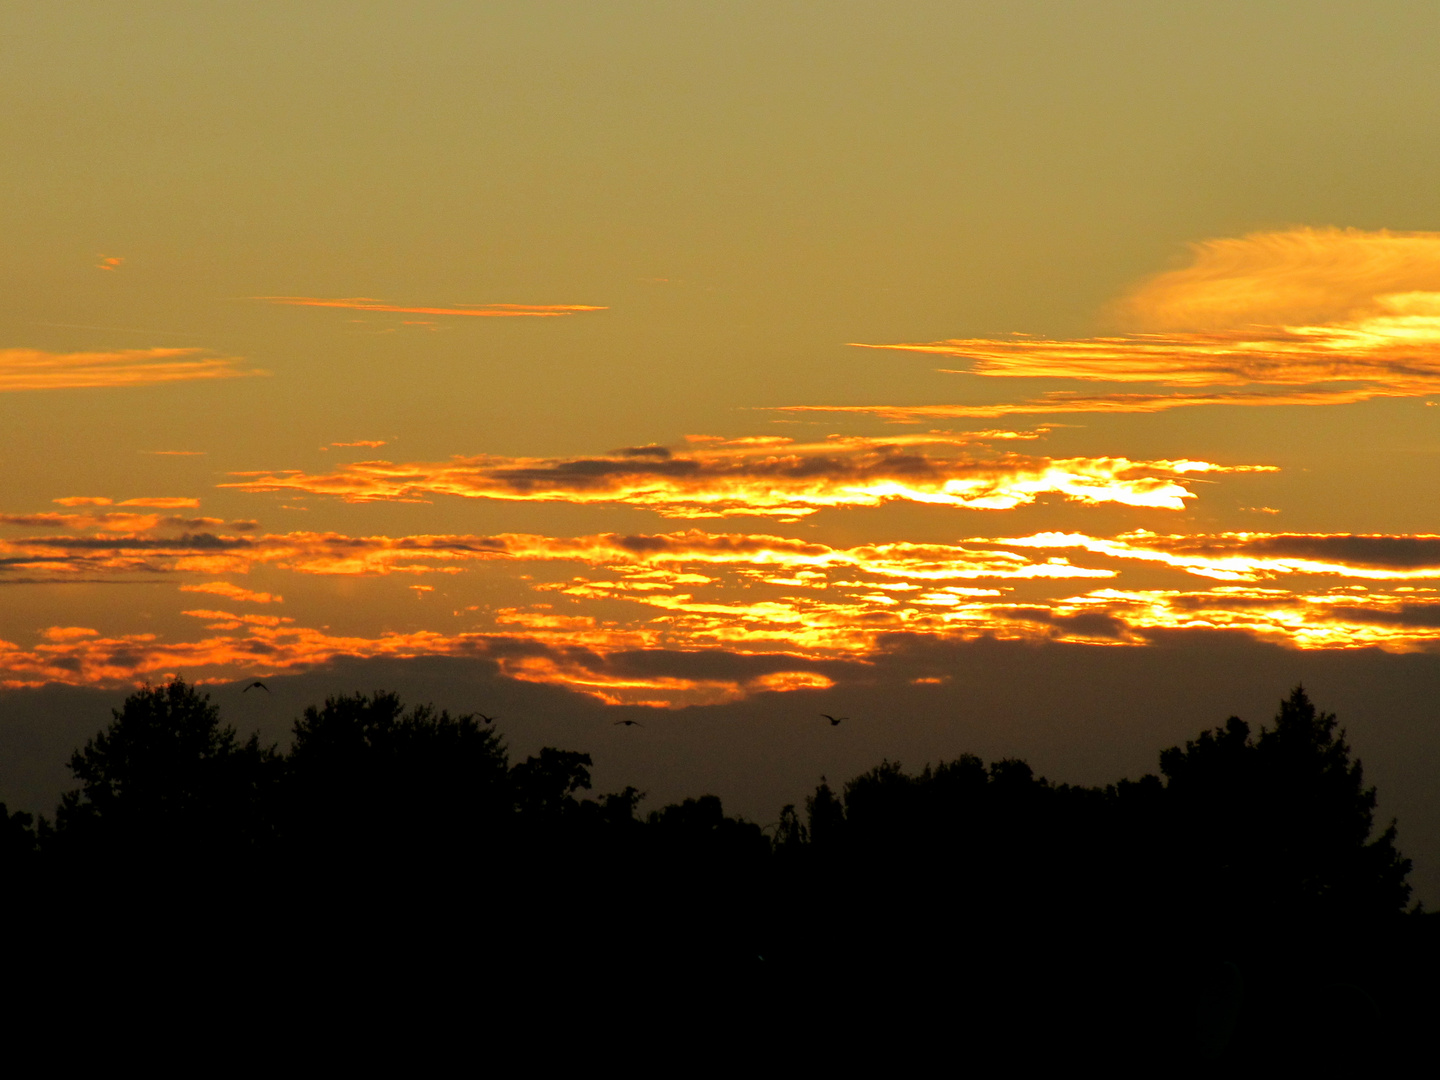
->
[179,581,282,604]
[0,512,223,533]
[774,386,1401,421]
[832,229,1440,417]
[1112,228,1440,331]
[42,626,100,640]
[0,617,838,707]
[96,256,123,271]
[256,297,606,318]
[54,497,200,509]
[991,531,1440,582]
[222,434,1268,517]
[9,517,1440,696]
[1044,585,1440,651]
[330,440,387,448]
[8,576,1439,699]
[854,302,1440,389]
[0,348,261,392]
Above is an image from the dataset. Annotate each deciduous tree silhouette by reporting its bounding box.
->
[282,690,510,874]
[3,678,1432,1062]
[0,802,37,866]
[49,679,279,869]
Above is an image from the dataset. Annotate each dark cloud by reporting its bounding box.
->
[1329,604,1440,629]
[1163,534,1440,569]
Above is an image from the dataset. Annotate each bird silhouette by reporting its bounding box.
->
[614,719,643,727]
[243,680,270,693]
[478,713,498,725]
[821,713,846,726]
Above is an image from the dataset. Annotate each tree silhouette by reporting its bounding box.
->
[1157,685,1412,924]
[283,690,511,872]
[2,678,1431,1061]
[0,802,37,866]
[49,679,279,868]
[510,747,594,823]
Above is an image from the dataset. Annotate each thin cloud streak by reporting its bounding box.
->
[773,385,1402,420]
[53,497,200,508]
[0,348,261,392]
[988,531,1440,582]
[255,297,607,318]
[0,513,226,533]
[0,526,1115,583]
[853,300,1440,388]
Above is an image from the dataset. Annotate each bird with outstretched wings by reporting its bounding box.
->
[821,713,846,726]
[244,680,270,693]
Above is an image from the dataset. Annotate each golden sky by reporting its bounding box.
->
[5,1,1440,710]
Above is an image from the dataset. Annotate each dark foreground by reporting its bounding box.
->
[2,682,1435,1067]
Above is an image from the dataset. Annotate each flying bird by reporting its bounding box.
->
[821,714,846,726]
[478,713,498,725]
[243,680,270,693]
[614,720,644,727]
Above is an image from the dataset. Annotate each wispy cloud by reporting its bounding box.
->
[0,512,225,533]
[1039,586,1440,651]
[774,386,1400,421]
[853,299,1440,389]
[1112,227,1440,331]
[987,531,1440,582]
[255,297,606,318]
[822,229,1440,418]
[0,348,261,392]
[178,581,282,604]
[222,433,1269,518]
[54,497,200,509]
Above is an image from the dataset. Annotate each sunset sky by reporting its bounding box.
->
[5,3,1440,893]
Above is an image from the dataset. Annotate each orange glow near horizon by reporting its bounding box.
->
[7,505,1440,699]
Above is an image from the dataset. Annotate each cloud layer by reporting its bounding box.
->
[223,433,1267,518]
[8,505,1440,699]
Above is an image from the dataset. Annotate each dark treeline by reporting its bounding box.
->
[1,681,1434,1064]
